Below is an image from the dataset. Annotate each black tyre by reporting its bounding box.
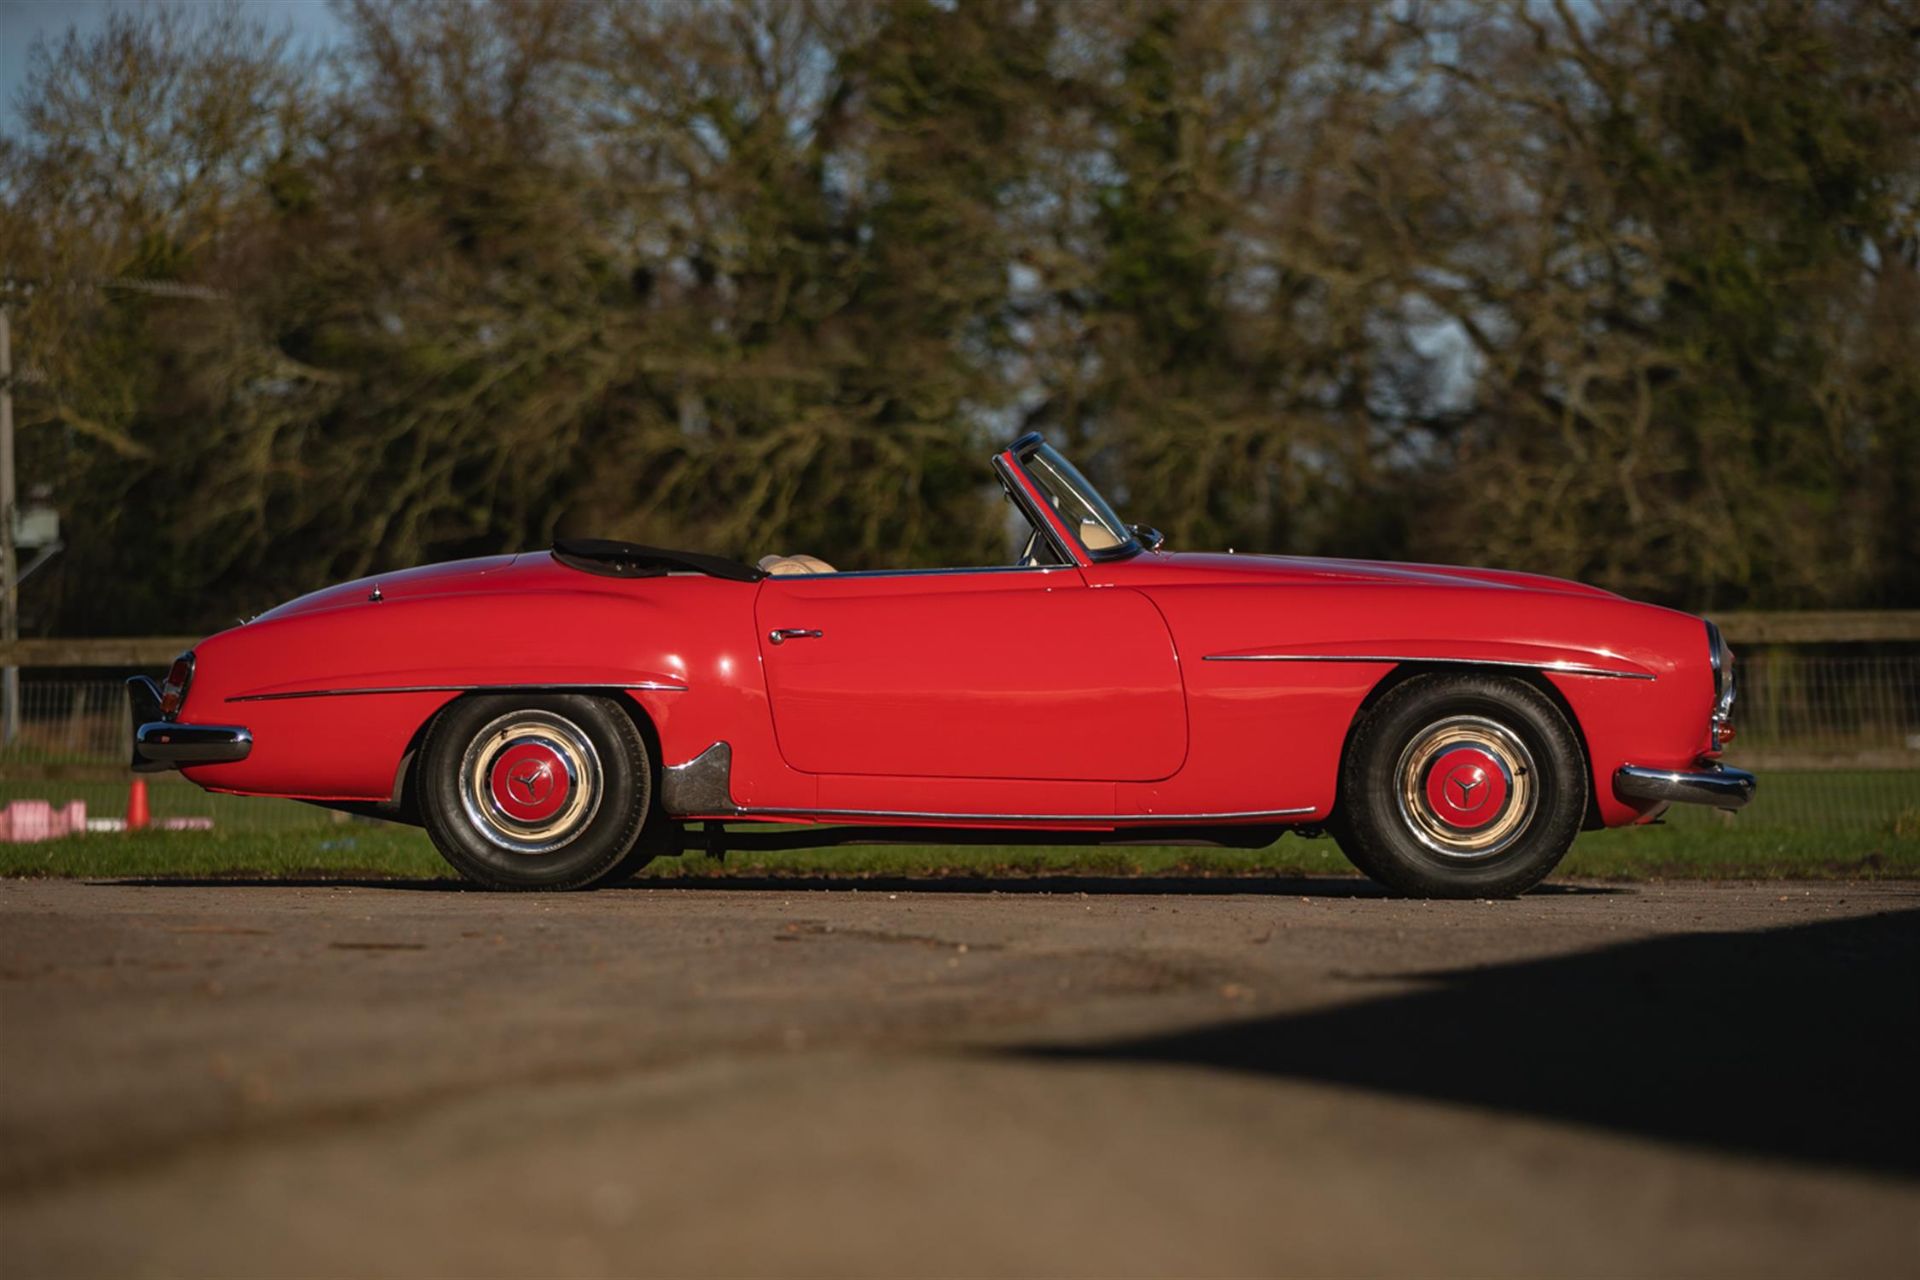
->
[417,693,652,890]
[1332,672,1587,898]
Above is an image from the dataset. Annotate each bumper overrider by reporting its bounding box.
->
[127,674,253,772]
[1614,762,1756,812]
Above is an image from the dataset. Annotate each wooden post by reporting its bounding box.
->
[2,305,17,745]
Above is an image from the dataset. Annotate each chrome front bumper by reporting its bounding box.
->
[127,675,253,772]
[1615,762,1756,812]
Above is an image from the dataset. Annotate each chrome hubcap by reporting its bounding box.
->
[1395,715,1537,860]
[458,711,602,855]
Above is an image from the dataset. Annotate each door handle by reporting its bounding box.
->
[768,628,823,646]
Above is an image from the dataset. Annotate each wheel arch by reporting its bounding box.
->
[1333,662,1602,830]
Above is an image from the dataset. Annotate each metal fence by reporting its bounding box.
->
[2,679,131,765]
[0,679,345,831]
[1728,653,1920,763]
[1672,648,1918,836]
[2,645,1914,836]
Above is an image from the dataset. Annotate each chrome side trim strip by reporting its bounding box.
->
[229,681,688,703]
[688,802,1315,824]
[1200,653,1655,680]
[736,805,1317,823]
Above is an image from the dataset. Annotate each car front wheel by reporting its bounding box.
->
[417,693,653,890]
[1332,672,1587,898]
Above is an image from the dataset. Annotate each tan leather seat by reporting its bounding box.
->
[1078,518,1122,551]
[757,553,838,576]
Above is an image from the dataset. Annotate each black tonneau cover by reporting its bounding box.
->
[552,538,764,582]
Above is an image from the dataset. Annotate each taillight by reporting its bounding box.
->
[159,652,194,718]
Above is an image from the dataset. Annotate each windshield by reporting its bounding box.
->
[1019,442,1136,558]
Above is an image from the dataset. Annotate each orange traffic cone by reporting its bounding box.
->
[126,778,150,831]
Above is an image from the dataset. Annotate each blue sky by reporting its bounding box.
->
[1,0,342,134]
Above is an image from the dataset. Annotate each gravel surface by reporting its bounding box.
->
[2,876,1916,1277]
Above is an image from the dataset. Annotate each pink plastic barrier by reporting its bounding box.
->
[0,800,89,843]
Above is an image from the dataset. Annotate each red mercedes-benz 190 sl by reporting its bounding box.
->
[130,433,1752,896]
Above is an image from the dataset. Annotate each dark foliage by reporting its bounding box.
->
[3,0,1915,634]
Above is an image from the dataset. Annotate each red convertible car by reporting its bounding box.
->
[130,433,1752,896]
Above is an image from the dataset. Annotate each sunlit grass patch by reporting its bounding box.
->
[2,770,1913,884]
[1,820,1914,884]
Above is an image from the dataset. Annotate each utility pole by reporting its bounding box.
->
[0,278,214,744]
[2,304,17,745]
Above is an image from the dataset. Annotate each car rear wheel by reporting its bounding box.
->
[417,693,653,890]
[1332,673,1587,898]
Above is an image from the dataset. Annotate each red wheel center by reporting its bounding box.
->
[489,741,571,823]
[1424,746,1510,829]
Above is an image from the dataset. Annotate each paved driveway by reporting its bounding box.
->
[2,877,1916,1276]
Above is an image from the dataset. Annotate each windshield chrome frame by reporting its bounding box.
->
[1006,433,1141,564]
[992,452,1079,569]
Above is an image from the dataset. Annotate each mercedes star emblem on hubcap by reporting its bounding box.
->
[482,735,578,830]
[507,761,553,804]
[1416,737,1517,838]
[1445,765,1489,810]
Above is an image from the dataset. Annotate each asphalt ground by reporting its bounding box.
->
[1,876,1916,1278]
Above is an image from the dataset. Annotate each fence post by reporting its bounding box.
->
[66,683,86,752]
[2,305,18,746]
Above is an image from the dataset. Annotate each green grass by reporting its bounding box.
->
[1560,824,1917,880]
[0,824,449,881]
[0,819,1913,884]
[1,771,1914,883]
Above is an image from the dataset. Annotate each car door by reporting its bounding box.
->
[754,566,1187,782]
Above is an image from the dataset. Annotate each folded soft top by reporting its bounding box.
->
[551,538,764,582]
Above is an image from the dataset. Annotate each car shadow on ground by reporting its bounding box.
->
[614,874,1623,897]
[1012,906,1920,1179]
[97,873,1622,897]
[99,877,476,891]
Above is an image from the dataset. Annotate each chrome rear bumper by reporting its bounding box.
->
[134,721,253,768]
[127,675,253,771]
[1614,762,1756,812]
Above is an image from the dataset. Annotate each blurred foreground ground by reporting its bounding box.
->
[2,878,1916,1277]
